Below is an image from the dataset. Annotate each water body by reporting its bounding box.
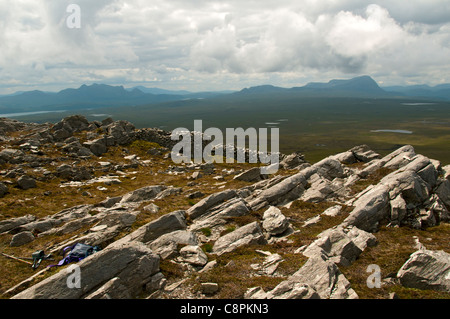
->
[0,110,66,118]
[401,103,436,106]
[90,114,111,117]
[371,129,413,134]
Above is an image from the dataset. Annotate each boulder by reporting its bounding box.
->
[441,165,450,179]
[149,230,198,259]
[331,151,357,165]
[53,115,90,133]
[50,215,97,235]
[83,138,108,157]
[397,249,450,292]
[436,179,450,208]
[201,283,219,295]
[55,165,93,181]
[428,194,450,224]
[417,163,439,188]
[322,205,342,217]
[0,148,24,163]
[280,152,306,169]
[0,181,8,198]
[312,157,346,180]
[106,120,136,145]
[256,283,319,299]
[233,167,265,182]
[251,251,284,276]
[17,175,37,190]
[262,206,289,236]
[389,195,407,226]
[143,203,160,214]
[120,185,167,203]
[179,245,208,266]
[212,222,267,255]
[12,241,160,299]
[10,231,35,247]
[350,145,380,163]
[97,212,137,228]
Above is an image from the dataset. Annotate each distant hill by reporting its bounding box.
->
[236,76,396,98]
[301,75,386,94]
[1,76,449,114]
[0,84,233,114]
[0,84,236,114]
[383,83,450,101]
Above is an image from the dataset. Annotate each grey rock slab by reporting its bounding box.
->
[212,222,267,256]
[118,210,187,244]
[12,241,160,299]
[233,167,264,182]
[397,249,450,292]
[266,253,358,299]
[0,214,36,234]
[342,184,391,232]
[187,189,237,220]
[120,185,167,203]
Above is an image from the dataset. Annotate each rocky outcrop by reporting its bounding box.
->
[344,150,449,231]
[250,253,358,299]
[12,241,160,299]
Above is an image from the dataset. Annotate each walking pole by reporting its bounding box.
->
[1,252,33,265]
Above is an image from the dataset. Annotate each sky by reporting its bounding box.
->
[1,0,450,94]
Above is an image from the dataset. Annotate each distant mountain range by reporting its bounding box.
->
[383,83,450,101]
[1,76,449,114]
[236,76,391,98]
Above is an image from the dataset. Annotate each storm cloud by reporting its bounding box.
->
[1,0,450,93]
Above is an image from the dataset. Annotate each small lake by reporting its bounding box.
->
[371,129,413,134]
[401,103,436,106]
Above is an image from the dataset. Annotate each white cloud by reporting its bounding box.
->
[1,0,450,93]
